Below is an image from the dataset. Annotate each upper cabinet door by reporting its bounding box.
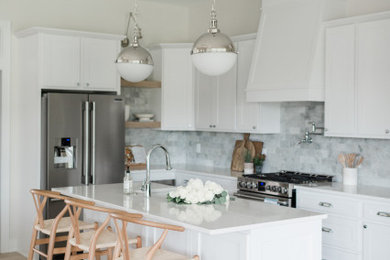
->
[161,47,194,130]
[41,34,81,89]
[236,39,259,132]
[356,19,390,138]
[216,64,237,131]
[195,70,218,130]
[324,25,356,137]
[81,37,119,91]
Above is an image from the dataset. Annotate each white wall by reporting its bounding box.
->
[187,0,262,41]
[0,0,189,45]
[347,0,390,16]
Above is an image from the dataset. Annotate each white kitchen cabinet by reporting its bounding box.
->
[41,34,81,89]
[235,38,280,134]
[18,27,122,93]
[81,37,120,91]
[356,19,390,138]
[297,185,390,260]
[324,25,356,137]
[363,222,390,260]
[325,13,390,139]
[150,44,194,131]
[194,63,237,131]
[246,0,346,102]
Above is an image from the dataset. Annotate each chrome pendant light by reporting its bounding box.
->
[191,0,237,76]
[116,2,153,83]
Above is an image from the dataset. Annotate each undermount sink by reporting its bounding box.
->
[133,180,177,194]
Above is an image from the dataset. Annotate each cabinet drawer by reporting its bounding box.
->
[323,246,361,260]
[364,201,390,225]
[322,215,361,252]
[297,190,361,217]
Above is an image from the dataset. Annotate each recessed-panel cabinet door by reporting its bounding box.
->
[41,34,81,89]
[363,222,390,259]
[195,70,217,130]
[324,25,356,137]
[81,37,119,91]
[161,48,194,130]
[357,19,390,138]
[216,63,237,130]
[236,39,259,132]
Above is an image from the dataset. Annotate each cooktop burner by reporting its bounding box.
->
[243,170,334,184]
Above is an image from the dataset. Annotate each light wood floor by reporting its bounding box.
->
[0,253,26,260]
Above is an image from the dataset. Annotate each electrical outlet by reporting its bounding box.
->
[262,148,267,155]
[196,143,201,154]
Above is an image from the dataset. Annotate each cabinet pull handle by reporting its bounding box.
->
[377,211,390,217]
[319,202,332,208]
[77,82,80,86]
[322,227,333,233]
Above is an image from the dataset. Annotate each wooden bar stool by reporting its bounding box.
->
[64,199,143,260]
[28,189,97,260]
[110,212,200,260]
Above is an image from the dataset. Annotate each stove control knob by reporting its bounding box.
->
[282,187,288,194]
[249,182,257,189]
[266,185,271,191]
[239,181,247,188]
[277,187,282,193]
[246,182,254,189]
[271,186,277,192]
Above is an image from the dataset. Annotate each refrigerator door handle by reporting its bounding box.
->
[83,101,90,185]
[91,101,96,185]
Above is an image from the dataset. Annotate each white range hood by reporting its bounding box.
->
[246,0,346,102]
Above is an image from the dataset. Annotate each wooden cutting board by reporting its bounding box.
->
[231,134,263,172]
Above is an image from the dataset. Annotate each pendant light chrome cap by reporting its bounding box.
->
[116,46,154,83]
[191,31,236,55]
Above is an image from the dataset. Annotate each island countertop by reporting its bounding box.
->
[53,183,326,235]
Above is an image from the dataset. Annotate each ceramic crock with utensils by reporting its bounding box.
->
[338,153,364,186]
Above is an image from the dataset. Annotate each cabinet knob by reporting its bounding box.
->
[363,225,367,229]
[252,126,256,130]
[86,83,90,87]
[213,125,216,128]
[324,128,328,132]
[385,129,390,134]
[77,82,80,86]
[209,125,212,128]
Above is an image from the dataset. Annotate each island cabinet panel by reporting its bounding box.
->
[296,186,390,260]
[324,13,390,139]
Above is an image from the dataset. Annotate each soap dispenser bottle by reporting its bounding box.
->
[123,167,133,194]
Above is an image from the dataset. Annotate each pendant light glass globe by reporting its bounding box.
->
[116,12,154,83]
[191,1,237,76]
[116,45,153,83]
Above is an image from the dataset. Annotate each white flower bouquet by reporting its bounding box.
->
[167,179,229,205]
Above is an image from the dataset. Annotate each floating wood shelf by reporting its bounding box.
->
[121,78,161,88]
[126,121,161,129]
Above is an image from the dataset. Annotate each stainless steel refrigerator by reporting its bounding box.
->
[41,92,124,218]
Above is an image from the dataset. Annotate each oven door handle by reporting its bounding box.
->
[234,192,289,206]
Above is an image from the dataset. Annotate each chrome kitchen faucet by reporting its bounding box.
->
[143,144,172,197]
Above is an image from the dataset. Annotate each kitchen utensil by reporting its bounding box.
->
[338,153,346,168]
[355,156,364,167]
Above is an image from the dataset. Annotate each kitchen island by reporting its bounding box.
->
[54,183,326,260]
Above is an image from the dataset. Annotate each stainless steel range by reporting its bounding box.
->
[234,171,334,207]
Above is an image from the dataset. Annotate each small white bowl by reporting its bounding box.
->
[135,114,154,119]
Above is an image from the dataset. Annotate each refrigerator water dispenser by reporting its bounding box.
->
[54,137,76,169]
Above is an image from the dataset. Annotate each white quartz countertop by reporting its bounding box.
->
[296,182,390,202]
[54,183,326,235]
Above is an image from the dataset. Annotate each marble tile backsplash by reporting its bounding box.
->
[126,102,390,188]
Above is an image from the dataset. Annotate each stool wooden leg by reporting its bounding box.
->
[64,229,74,260]
[136,236,142,248]
[28,228,38,260]
[107,247,113,260]
[47,233,56,260]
